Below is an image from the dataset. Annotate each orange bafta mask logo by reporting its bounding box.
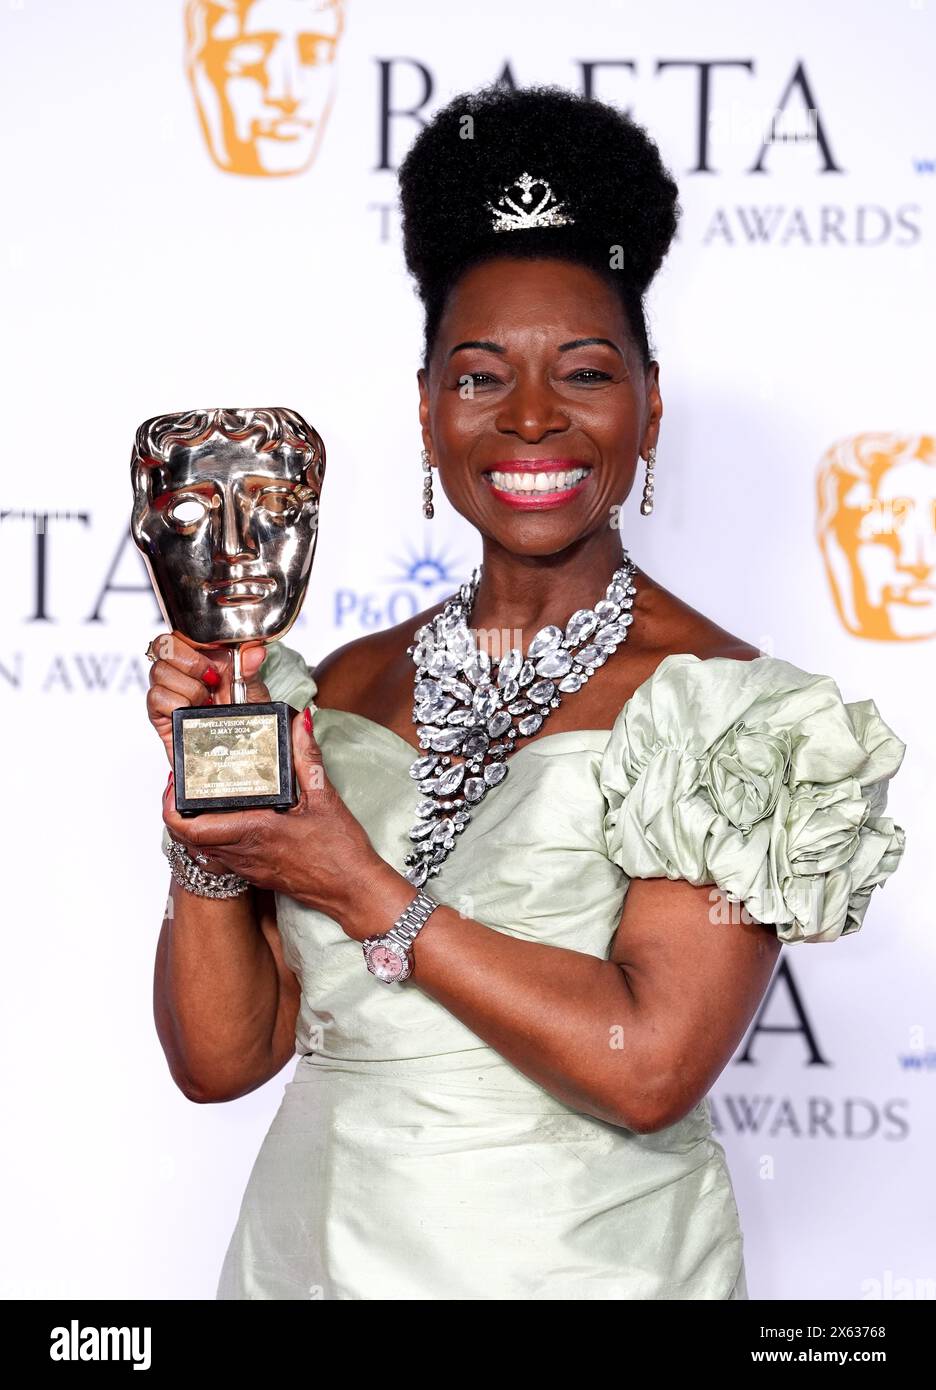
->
[817,433,936,642]
[184,0,345,177]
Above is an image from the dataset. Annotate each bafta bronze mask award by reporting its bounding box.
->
[131,407,325,816]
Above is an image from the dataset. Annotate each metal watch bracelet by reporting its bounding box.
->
[388,890,440,951]
[163,835,251,899]
[362,890,440,983]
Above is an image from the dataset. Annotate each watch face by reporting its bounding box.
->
[367,944,405,983]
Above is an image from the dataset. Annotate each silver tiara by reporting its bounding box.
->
[484,171,575,233]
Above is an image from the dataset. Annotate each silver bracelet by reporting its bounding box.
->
[163,835,251,899]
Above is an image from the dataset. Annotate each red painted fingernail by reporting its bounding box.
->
[203,666,220,689]
[165,771,174,795]
[303,706,313,735]
[201,697,214,706]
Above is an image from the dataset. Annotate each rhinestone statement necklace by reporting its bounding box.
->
[402,549,638,887]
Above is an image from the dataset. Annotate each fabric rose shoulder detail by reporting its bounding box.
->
[597,654,907,944]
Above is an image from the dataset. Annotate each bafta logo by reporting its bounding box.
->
[184,0,345,177]
[816,432,936,642]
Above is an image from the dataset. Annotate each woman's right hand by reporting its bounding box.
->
[146,634,271,767]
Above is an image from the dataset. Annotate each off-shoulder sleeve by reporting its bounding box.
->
[259,640,319,711]
[159,641,319,856]
[597,653,907,943]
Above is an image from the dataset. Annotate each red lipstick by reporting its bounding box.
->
[481,461,593,510]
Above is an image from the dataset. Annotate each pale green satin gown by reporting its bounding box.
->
[211,640,907,1301]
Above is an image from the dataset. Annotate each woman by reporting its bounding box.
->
[147,84,907,1300]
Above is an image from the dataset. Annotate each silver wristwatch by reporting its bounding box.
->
[163,835,251,899]
[362,891,440,983]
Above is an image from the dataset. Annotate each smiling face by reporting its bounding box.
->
[417,257,662,556]
[132,430,322,648]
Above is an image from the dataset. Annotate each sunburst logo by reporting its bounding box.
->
[817,432,936,641]
[184,0,345,177]
[386,538,469,592]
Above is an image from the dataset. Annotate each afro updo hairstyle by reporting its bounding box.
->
[397,81,682,374]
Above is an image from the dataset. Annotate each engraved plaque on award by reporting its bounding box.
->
[131,406,324,815]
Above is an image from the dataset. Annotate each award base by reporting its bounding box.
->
[171,701,298,816]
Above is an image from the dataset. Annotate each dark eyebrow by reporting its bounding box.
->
[448,340,507,359]
[447,336,624,360]
[558,337,624,357]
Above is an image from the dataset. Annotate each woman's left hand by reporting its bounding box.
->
[162,706,384,925]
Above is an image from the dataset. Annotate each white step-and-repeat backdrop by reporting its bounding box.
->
[1,0,932,1300]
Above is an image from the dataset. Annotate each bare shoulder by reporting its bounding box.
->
[622,564,762,672]
[573,562,763,734]
[310,594,448,716]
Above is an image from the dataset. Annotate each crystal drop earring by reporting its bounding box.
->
[421,446,434,519]
[639,445,656,516]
